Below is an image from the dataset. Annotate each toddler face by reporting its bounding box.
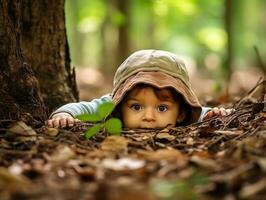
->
[121,86,181,129]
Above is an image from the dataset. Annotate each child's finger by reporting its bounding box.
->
[46,119,54,128]
[67,117,75,127]
[51,118,60,128]
[227,108,235,115]
[59,118,67,128]
[212,107,220,115]
[203,110,214,120]
[219,108,227,116]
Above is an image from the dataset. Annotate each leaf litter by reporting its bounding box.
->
[0,80,265,200]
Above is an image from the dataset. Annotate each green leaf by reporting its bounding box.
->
[76,113,101,122]
[85,123,102,139]
[104,118,122,135]
[98,102,115,118]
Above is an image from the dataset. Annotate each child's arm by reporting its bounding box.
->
[46,94,112,128]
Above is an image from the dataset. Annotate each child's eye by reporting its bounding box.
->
[130,103,142,111]
[158,105,168,112]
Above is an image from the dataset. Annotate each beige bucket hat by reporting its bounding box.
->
[112,49,202,124]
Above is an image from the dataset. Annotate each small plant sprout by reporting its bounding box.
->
[76,102,122,139]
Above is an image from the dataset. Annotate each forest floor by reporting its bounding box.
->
[0,81,265,200]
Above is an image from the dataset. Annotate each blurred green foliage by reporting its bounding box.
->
[151,170,209,200]
[65,0,265,80]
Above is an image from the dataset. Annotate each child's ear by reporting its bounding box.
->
[177,109,187,123]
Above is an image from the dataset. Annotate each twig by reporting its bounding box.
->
[0,148,37,155]
[233,79,266,108]
[231,126,260,141]
[206,135,226,149]
[222,110,251,130]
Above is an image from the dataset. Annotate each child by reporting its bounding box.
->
[46,49,233,128]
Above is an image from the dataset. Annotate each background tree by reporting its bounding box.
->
[66,0,265,96]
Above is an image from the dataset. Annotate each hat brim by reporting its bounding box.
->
[112,71,202,124]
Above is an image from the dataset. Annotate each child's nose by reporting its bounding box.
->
[143,108,155,121]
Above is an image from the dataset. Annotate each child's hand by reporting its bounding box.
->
[46,112,80,128]
[203,107,235,120]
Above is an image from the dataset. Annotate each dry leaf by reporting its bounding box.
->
[192,151,211,159]
[156,132,176,141]
[0,167,31,192]
[101,136,128,154]
[186,137,194,146]
[44,127,59,136]
[101,157,145,171]
[213,130,243,136]
[146,149,187,163]
[239,178,266,198]
[259,112,266,118]
[190,155,218,171]
[49,145,75,164]
[8,121,36,142]
[256,158,266,172]
[8,121,36,135]
[73,164,96,178]
[131,133,154,142]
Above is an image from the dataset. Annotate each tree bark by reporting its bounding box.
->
[0,0,78,122]
[20,0,78,111]
[0,0,47,122]
[225,0,233,81]
[116,0,130,63]
[101,0,130,73]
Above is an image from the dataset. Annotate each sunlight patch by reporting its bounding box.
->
[197,27,226,51]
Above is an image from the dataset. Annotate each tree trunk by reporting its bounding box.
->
[0,0,47,122]
[0,0,78,122]
[101,0,130,73]
[116,0,130,63]
[20,0,78,111]
[225,0,233,81]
